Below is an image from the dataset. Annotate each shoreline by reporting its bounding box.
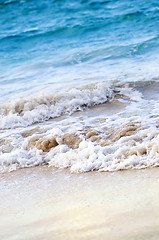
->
[1,166,159,239]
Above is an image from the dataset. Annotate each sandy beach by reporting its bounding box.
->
[1,1,159,239]
[1,167,159,240]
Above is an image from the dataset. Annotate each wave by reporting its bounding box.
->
[118,10,144,20]
[0,0,19,7]
[0,81,143,130]
[1,120,159,173]
[0,80,159,173]
[0,82,113,129]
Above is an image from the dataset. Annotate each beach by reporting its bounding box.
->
[1,166,159,240]
[1,0,159,239]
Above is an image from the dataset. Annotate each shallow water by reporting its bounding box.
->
[1,0,159,173]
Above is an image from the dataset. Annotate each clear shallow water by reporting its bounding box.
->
[1,0,159,173]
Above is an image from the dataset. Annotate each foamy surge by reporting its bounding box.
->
[1,120,159,173]
[0,81,140,129]
[0,82,112,129]
[1,80,159,173]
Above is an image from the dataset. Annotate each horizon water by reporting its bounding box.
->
[1,0,159,173]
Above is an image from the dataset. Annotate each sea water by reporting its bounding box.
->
[1,0,159,173]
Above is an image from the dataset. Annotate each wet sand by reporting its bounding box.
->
[1,167,159,240]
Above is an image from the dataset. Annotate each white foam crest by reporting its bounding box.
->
[47,127,159,173]
[0,80,144,130]
[0,148,43,173]
[0,82,114,129]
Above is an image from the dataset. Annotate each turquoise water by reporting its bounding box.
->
[1,0,159,101]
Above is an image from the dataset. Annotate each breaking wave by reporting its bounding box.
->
[0,81,139,129]
[1,80,159,174]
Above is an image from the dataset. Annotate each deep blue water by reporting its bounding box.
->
[1,0,159,101]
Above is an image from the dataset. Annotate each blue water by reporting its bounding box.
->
[0,0,159,101]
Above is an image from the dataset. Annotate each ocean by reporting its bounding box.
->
[1,0,159,173]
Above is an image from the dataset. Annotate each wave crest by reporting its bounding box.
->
[0,82,115,129]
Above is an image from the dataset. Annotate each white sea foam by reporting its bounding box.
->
[1,123,159,173]
[0,82,114,129]
[0,80,159,173]
[0,81,141,130]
